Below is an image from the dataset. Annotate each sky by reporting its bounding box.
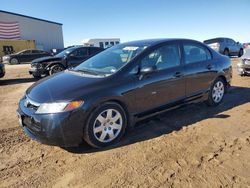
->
[1,0,249,47]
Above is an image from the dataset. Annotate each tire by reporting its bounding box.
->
[223,49,229,56]
[83,102,127,148]
[238,49,243,57]
[32,73,42,79]
[49,64,65,75]
[10,58,19,64]
[206,78,226,106]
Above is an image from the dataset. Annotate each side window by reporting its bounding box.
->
[141,44,181,70]
[22,50,31,54]
[115,41,120,45]
[90,48,101,55]
[183,44,211,64]
[110,42,114,46]
[32,50,40,54]
[72,48,88,57]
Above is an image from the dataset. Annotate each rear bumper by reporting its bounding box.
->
[17,97,88,147]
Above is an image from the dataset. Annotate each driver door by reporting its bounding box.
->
[134,43,186,114]
[67,48,89,67]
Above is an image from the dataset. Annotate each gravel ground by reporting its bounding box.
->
[0,59,249,187]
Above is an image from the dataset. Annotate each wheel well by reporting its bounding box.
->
[217,75,228,89]
[49,63,65,69]
[224,48,229,52]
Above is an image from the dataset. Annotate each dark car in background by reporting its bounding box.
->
[1,49,51,64]
[29,46,104,78]
[0,62,5,78]
[204,37,243,57]
[18,39,232,148]
[237,48,250,76]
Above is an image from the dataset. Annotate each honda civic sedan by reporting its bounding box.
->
[17,39,232,148]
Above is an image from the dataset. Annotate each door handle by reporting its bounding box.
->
[207,64,213,70]
[174,72,183,78]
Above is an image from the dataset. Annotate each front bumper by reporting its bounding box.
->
[237,63,250,75]
[17,97,87,147]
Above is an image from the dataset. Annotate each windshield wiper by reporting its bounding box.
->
[73,69,100,76]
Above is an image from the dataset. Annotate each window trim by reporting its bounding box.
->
[182,42,213,65]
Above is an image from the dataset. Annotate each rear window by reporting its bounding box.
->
[204,38,223,44]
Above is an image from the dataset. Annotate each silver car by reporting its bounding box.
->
[204,37,244,57]
[237,48,250,76]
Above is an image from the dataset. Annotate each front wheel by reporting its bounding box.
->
[49,64,65,75]
[206,78,225,106]
[83,102,127,148]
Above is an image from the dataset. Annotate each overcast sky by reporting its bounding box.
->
[1,0,249,46]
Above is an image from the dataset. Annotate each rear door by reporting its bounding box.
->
[182,42,216,98]
[134,43,186,114]
[17,50,32,62]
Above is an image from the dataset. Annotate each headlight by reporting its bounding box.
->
[36,100,83,114]
[2,56,10,61]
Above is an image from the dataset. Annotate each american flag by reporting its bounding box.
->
[0,21,21,40]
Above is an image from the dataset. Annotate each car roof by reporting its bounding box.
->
[121,38,201,47]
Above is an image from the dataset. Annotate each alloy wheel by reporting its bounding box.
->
[212,81,224,103]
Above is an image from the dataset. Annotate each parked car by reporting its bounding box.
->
[237,48,250,76]
[1,49,51,64]
[17,39,232,148]
[204,37,244,57]
[29,46,104,78]
[0,62,5,78]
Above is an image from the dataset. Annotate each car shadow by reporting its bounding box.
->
[0,78,38,86]
[64,86,250,154]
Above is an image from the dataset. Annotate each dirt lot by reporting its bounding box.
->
[0,59,250,188]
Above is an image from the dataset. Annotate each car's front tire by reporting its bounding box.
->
[49,64,65,75]
[83,102,127,148]
[206,78,226,106]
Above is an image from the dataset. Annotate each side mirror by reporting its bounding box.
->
[139,66,155,80]
[140,66,155,75]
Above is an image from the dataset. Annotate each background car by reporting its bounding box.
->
[0,62,5,78]
[204,37,244,57]
[237,48,250,76]
[29,46,104,78]
[1,49,51,64]
[18,39,232,148]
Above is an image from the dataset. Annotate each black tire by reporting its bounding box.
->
[49,64,65,75]
[238,49,243,57]
[83,102,127,148]
[32,73,42,79]
[10,58,19,64]
[206,77,226,106]
[223,49,229,56]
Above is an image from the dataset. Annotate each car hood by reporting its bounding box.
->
[32,56,63,64]
[26,71,104,103]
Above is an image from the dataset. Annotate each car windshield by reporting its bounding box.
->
[73,44,147,76]
[55,48,75,57]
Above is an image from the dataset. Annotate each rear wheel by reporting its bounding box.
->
[49,64,65,75]
[206,78,225,106]
[10,58,19,64]
[83,102,127,148]
[238,49,243,57]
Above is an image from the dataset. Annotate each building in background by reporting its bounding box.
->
[0,10,64,52]
[82,38,120,49]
